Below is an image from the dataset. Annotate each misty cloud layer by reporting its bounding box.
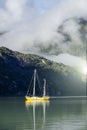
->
[0,0,87,61]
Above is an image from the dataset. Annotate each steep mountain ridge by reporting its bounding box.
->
[0,47,86,96]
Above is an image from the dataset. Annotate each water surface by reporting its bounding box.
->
[0,97,87,130]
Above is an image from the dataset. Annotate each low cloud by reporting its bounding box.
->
[0,0,87,58]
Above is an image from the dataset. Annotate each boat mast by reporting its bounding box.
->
[43,79,46,97]
[33,69,36,97]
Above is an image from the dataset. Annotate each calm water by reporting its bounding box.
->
[0,97,87,130]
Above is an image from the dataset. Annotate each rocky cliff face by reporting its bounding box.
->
[0,47,85,96]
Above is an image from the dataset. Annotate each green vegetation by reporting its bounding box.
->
[0,47,85,96]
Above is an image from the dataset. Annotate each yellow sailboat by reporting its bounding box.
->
[25,69,50,101]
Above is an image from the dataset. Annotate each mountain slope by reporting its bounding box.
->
[0,47,85,96]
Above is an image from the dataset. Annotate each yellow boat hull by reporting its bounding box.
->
[25,96,50,101]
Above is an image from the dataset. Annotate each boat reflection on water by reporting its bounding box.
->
[25,100,49,130]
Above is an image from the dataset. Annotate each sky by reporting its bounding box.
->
[0,0,87,68]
